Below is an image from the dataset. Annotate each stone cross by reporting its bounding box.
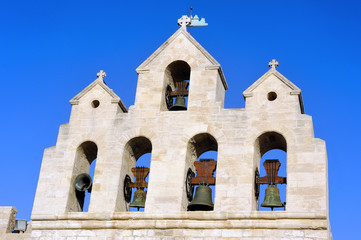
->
[178,15,191,30]
[97,70,106,80]
[268,59,279,70]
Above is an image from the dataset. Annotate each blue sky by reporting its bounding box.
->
[1,1,360,238]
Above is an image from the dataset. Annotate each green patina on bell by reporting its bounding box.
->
[130,188,146,210]
[169,96,187,111]
[187,183,214,211]
[261,186,284,210]
[74,173,92,192]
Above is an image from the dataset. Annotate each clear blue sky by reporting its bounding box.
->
[1,1,360,238]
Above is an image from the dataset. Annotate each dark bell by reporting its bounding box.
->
[169,96,187,111]
[188,183,214,211]
[74,173,92,192]
[130,188,146,210]
[261,186,284,210]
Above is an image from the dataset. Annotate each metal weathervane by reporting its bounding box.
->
[178,7,208,33]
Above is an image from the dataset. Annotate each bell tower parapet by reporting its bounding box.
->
[28,21,331,239]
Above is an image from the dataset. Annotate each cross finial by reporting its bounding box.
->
[97,70,106,80]
[178,15,191,30]
[268,59,279,70]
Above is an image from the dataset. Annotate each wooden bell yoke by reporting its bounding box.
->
[170,81,189,97]
[258,159,286,186]
[128,167,149,188]
[191,159,217,185]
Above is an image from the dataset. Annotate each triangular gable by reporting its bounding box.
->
[136,28,228,90]
[243,69,304,113]
[69,78,127,112]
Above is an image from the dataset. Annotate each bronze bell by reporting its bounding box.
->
[188,183,214,211]
[261,186,284,210]
[74,173,92,193]
[169,96,187,111]
[130,188,146,210]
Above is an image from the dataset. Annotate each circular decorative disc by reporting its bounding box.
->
[124,175,132,203]
[165,85,173,109]
[186,168,195,202]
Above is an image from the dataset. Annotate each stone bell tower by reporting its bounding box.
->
[0,14,331,240]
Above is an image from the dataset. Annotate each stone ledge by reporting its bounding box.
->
[31,218,328,231]
[32,211,327,221]
[31,212,328,231]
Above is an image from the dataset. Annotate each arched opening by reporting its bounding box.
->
[254,132,287,211]
[119,137,152,212]
[66,141,98,212]
[164,60,191,111]
[185,133,218,211]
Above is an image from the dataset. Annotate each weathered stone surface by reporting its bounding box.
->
[0,207,17,234]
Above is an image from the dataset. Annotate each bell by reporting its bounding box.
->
[130,188,146,210]
[169,96,187,111]
[261,186,284,210]
[74,173,92,192]
[188,183,214,211]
